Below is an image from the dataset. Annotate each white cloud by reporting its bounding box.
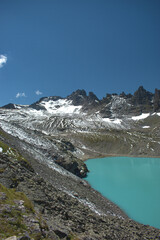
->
[16,92,26,98]
[0,55,7,68]
[35,90,42,95]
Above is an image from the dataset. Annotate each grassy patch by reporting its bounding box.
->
[0,184,55,239]
[0,128,11,139]
[67,234,80,240]
[0,184,35,238]
[0,184,34,212]
[0,140,9,152]
[0,168,5,173]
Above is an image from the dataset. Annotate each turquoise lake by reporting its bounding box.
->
[85,157,160,229]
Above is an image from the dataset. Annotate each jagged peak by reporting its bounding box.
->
[67,89,87,106]
[1,103,16,109]
[88,91,99,101]
[67,89,99,106]
[134,86,151,96]
[67,89,87,99]
[132,86,153,106]
[1,103,24,110]
[2,86,159,113]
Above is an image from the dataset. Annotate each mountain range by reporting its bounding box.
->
[0,86,160,239]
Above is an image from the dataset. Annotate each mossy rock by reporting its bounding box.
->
[0,183,34,212]
[0,184,35,239]
[0,139,34,172]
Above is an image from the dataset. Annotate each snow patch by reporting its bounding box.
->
[28,108,45,116]
[62,189,105,216]
[103,118,122,124]
[131,113,150,121]
[14,104,22,109]
[62,189,124,219]
[40,99,82,115]
[152,112,160,116]
[142,126,150,129]
[113,119,122,124]
[0,147,3,153]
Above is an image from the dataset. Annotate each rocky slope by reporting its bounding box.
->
[1,138,160,239]
[0,183,52,240]
[0,86,160,239]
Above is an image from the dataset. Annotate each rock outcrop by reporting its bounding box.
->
[67,89,88,105]
[130,86,154,113]
[154,88,160,112]
[131,86,153,105]
[0,183,55,240]
[1,103,17,109]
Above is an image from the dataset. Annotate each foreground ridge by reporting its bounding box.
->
[0,140,160,239]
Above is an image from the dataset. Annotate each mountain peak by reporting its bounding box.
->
[132,86,153,106]
[67,89,87,105]
[1,103,23,110]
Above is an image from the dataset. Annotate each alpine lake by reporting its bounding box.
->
[85,156,160,229]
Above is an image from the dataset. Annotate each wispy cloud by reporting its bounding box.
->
[35,90,42,95]
[16,92,26,98]
[0,55,7,68]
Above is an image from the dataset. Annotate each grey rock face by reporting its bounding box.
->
[154,88,160,112]
[1,103,17,109]
[132,86,153,105]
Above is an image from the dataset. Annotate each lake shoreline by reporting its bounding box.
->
[84,153,160,161]
[85,156,160,229]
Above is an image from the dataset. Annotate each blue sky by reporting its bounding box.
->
[0,0,160,106]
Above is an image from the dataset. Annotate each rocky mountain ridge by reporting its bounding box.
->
[32,86,160,114]
[2,86,160,113]
[0,86,160,239]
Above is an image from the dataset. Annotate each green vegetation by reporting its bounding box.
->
[0,184,54,239]
[0,184,33,238]
[76,132,116,144]
[0,183,34,212]
[0,184,81,239]
[0,168,5,173]
[0,139,10,153]
[75,131,125,153]
[0,128,11,139]
[67,234,80,240]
